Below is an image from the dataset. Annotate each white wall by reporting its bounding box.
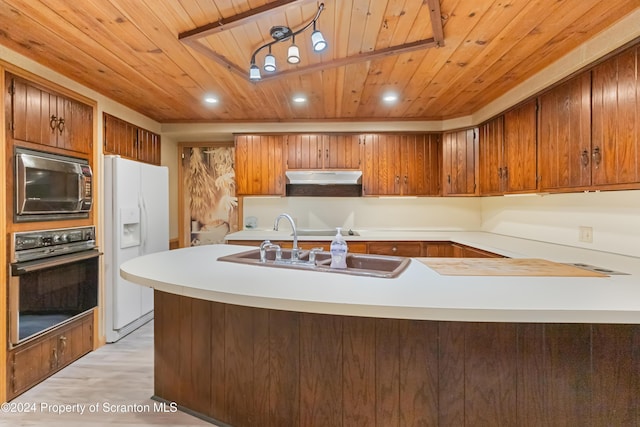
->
[242,196,482,231]
[481,191,640,257]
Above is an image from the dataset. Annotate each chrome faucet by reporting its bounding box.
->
[273,213,299,261]
[259,240,273,263]
[259,240,282,263]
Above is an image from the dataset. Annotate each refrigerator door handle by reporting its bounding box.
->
[139,194,148,253]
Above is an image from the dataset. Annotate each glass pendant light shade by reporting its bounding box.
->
[264,53,276,72]
[249,64,261,81]
[311,30,327,52]
[287,39,300,64]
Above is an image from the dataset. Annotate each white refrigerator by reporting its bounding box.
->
[104,155,169,343]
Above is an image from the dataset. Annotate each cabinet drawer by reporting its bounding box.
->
[367,242,422,257]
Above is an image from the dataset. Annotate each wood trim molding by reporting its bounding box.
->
[178,0,316,41]
[0,67,7,404]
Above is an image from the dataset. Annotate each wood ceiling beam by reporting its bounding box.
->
[427,0,445,47]
[181,1,446,82]
[178,0,317,41]
[258,38,440,82]
[181,38,248,79]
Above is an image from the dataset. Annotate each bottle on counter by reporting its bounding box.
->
[330,227,348,269]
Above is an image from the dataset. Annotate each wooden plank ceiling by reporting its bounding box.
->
[0,0,637,122]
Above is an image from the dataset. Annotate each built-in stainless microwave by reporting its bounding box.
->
[15,147,93,222]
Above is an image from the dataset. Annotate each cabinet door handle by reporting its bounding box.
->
[498,167,503,178]
[581,149,590,167]
[325,148,329,159]
[592,146,601,168]
[318,149,322,159]
[57,118,65,135]
[391,246,398,252]
[49,115,59,131]
[447,174,451,184]
[404,175,408,184]
[503,166,508,179]
[51,348,58,369]
[59,335,67,353]
[395,175,400,184]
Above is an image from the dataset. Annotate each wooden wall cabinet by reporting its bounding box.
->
[8,74,93,155]
[503,100,538,193]
[442,128,478,196]
[286,134,361,170]
[235,134,285,196]
[479,116,504,195]
[480,101,537,195]
[539,46,640,192]
[7,314,93,400]
[591,46,640,187]
[135,128,162,165]
[538,73,592,190]
[362,133,440,196]
[103,113,161,165]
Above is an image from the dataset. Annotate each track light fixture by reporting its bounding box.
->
[249,3,327,81]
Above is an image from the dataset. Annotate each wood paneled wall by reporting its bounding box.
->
[155,291,640,427]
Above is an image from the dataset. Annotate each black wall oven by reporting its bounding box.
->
[9,226,99,346]
[14,147,93,222]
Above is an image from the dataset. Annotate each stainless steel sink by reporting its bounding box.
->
[218,248,409,278]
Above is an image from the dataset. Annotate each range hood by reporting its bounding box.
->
[285,170,362,185]
[285,170,362,197]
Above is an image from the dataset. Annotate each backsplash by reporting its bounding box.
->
[242,196,482,231]
[481,190,640,258]
[242,191,640,258]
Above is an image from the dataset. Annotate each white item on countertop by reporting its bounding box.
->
[330,227,348,269]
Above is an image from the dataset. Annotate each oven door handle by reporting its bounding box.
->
[11,249,102,276]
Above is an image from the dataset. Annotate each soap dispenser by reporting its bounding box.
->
[330,227,348,269]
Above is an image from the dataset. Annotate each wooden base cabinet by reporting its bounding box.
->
[7,312,93,400]
[155,291,640,427]
[227,240,503,258]
[367,241,422,257]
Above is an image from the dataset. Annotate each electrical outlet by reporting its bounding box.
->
[579,226,593,243]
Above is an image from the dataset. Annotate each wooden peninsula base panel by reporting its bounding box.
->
[154,290,640,427]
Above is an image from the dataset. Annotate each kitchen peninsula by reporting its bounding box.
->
[121,233,640,427]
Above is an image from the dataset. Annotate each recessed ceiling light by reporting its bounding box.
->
[292,95,307,103]
[382,93,398,103]
[204,96,219,104]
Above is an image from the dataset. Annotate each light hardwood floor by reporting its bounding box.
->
[2,321,215,426]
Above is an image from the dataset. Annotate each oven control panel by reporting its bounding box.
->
[12,226,96,262]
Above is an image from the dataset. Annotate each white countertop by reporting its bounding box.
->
[120,231,640,324]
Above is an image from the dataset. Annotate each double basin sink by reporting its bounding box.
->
[218,247,410,278]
